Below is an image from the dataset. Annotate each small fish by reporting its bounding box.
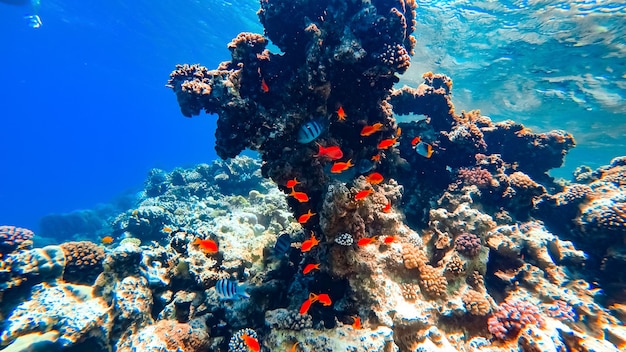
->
[241,333,261,352]
[298,210,316,224]
[383,235,397,244]
[193,238,219,254]
[290,189,309,202]
[316,293,332,306]
[365,172,384,185]
[286,177,300,189]
[337,106,347,121]
[314,144,344,160]
[357,237,377,246]
[377,138,398,150]
[261,78,269,93]
[299,298,313,315]
[383,202,391,213]
[101,236,114,245]
[360,123,383,137]
[303,263,320,274]
[415,141,434,158]
[330,159,354,173]
[273,233,291,256]
[411,136,421,146]
[355,189,374,200]
[371,154,381,162]
[297,120,323,144]
[396,127,402,136]
[162,226,173,234]
[301,232,319,252]
[289,342,300,352]
[215,279,249,300]
[352,316,362,329]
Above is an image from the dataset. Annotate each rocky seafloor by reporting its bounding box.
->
[2,0,626,351]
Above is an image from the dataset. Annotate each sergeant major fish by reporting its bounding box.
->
[215,279,249,300]
[297,120,324,144]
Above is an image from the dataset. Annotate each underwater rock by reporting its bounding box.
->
[0,245,65,292]
[0,282,109,349]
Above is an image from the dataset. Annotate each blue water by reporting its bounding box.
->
[1,0,624,232]
[0,0,261,232]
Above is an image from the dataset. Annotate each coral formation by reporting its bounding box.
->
[59,241,105,284]
[0,226,33,254]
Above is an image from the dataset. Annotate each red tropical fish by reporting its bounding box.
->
[382,202,391,213]
[330,159,354,173]
[365,172,384,185]
[316,293,332,306]
[303,263,320,274]
[352,316,362,329]
[286,177,300,189]
[193,238,218,254]
[355,189,374,200]
[241,333,261,352]
[290,189,309,202]
[337,106,347,121]
[301,232,319,252]
[357,237,377,246]
[314,144,343,160]
[360,123,383,137]
[298,210,316,224]
[377,138,398,150]
[261,78,269,93]
[383,235,397,244]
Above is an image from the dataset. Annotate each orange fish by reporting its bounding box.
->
[352,316,362,329]
[289,342,300,352]
[397,127,402,136]
[355,189,374,200]
[360,123,383,137]
[298,210,316,224]
[377,138,398,150]
[383,235,397,244]
[330,159,354,173]
[193,238,219,254]
[365,172,384,185]
[299,293,319,315]
[382,202,391,213]
[241,333,261,352]
[261,78,269,93]
[162,226,173,234]
[101,236,114,245]
[411,136,421,146]
[301,232,319,252]
[303,263,320,274]
[337,106,347,121]
[290,189,309,202]
[286,177,300,189]
[314,144,343,160]
[371,154,381,162]
[316,293,332,306]
[357,237,377,246]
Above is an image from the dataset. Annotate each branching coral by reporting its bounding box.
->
[487,299,545,340]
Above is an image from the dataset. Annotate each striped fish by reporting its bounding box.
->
[273,233,291,257]
[215,279,249,300]
[297,120,323,144]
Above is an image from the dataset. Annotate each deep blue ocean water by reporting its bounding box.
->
[1,0,624,234]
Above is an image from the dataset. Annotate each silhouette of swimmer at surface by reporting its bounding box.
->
[0,0,42,28]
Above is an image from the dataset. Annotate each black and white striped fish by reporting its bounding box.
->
[273,233,291,257]
[297,120,323,144]
[215,279,249,300]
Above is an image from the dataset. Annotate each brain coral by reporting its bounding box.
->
[59,241,105,285]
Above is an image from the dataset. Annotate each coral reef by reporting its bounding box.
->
[0,226,33,255]
[2,0,625,351]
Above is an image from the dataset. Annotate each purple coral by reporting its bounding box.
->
[488,299,545,340]
[455,233,482,257]
[0,226,34,254]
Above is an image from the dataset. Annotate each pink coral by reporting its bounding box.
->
[457,167,493,189]
[488,299,545,340]
[454,233,482,257]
